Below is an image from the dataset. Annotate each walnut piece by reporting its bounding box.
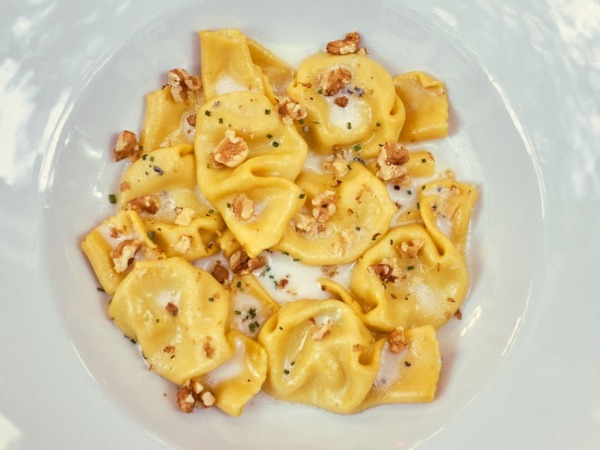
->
[174,207,195,226]
[231,194,255,221]
[211,262,229,285]
[376,143,410,182]
[168,68,201,103]
[293,211,318,234]
[176,379,215,413]
[319,67,353,96]
[110,239,141,273]
[398,239,424,259]
[311,322,332,341]
[165,301,179,317]
[321,152,349,178]
[277,96,308,125]
[113,130,141,162]
[369,260,401,283]
[326,32,361,55]
[229,249,266,275]
[127,195,160,214]
[312,191,337,223]
[210,130,249,168]
[321,265,339,277]
[388,327,408,353]
[334,96,349,108]
[173,235,192,254]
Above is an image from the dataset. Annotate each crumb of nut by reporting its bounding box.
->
[174,207,195,226]
[211,262,229,285]
[278,278,289,289]
[165,301,179,317]
[341,227,359,247]
[173,235,192,254]
[321,265,339,277]
[229,249,266,275]
[277,96,308,125]
[168,68,201,103]
[163,345,175,354]
[326,32,361,55]
[319,67,353,96]
[110,239,141,273]
[120,181,131,192]
[312,191,337,223]
[293,212,318,234]
[203,340,215,359]
[176,380,215,413]
[398,238,424,259]
[127,195,160,214]
[210,130,249,168]
[113,130,141,162]
[454,309,463,320]
[334,96,349,108]
[376,143,410,182]
[232,193,255,221]
[311,322,332,341]
[369,259,401,283]
[388,327,408,353]
[199,390,216,408]
[321,152,349,178]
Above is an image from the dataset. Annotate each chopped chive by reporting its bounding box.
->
[218,117,223,124]
[299,193,306,199]
[204,110,211,116]
[272,141,280,147]
[108,194,117,204]
[265,109,271,115]
[347,122,352,129]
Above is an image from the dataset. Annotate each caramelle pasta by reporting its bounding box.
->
[82,30,478,416]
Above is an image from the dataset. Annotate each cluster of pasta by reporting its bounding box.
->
[82,30,478,416]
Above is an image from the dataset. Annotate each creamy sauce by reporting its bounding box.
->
[326,95,364,130]
[373,342,404,390]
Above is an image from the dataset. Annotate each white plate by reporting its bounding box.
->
[1,0,599,449]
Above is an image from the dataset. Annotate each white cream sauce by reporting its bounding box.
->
[204,335,246,387]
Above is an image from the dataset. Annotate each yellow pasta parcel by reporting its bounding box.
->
[118,143,224,259]
[195,91,307,257]
[273,162,397,265]
[419,178,479,252]
[356,325,441,411]
[258,299,381,414]
[394,71,449,143]
[349,223,468,331]
[81,209,163,295]
[201,331,268,416]
[287,52,405,159]
[108,257,233,385]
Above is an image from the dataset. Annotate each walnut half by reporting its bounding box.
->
[168,68,201,103]
[326,32,361,55]
[113,130,141,162]
[210,130,249,168]
[176,379,215,413]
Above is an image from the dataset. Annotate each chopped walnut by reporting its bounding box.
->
[163,345,175,354]
[311,322,332,341]
[319,67,353,97]
[174,207,195,226]
[341,227,359,247]
[388,327,408,353]
[168,68,201,103]
[113,130,141,162]
[176,379,215,413]
[334,96,349,108]
[210,130,249,168]
[110,239,141,273]
[321,265,339,277]
[376,143,410,182]
[203,340,215,359]
[229,249,266,275]
[326,32,361,55]
[312,191,337,223]
[231,194,255,221]
[127,195,160,214]
[321,152,349,178]
[398,238,424,259]
[173,235,192,254]
[293,211,318,234]
[277,96,308,125]
[369,260,401,283]
[120,181,131,192]
[165,302,179,317]
[211,262,229,285]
